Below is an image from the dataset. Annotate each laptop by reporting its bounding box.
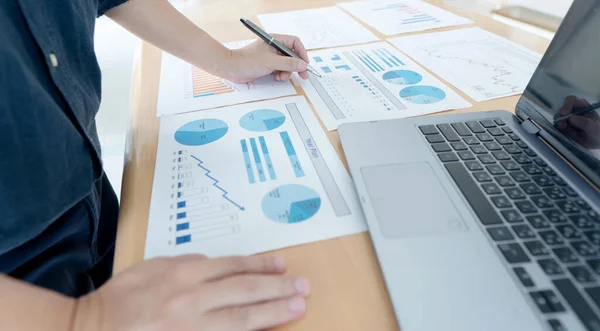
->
[338,1,600,330]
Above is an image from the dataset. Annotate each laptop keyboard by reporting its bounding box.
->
[420,119,600,331]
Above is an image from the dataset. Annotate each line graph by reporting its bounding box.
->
[191,155,245,210]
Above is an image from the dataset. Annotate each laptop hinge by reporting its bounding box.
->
[520,118,541,135]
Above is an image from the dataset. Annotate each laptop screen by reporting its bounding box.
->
[517,0,600,187]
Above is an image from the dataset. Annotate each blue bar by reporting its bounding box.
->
[193,92,215,98]
[177,192,182,198]
[313,56,323,62]
[177,212,186,219]
[280,131,305,177]
[250,138,266,182]
[331,54,341,61]
[354,51,377,72]
[363,51,384,71]
[241,140,256,184]
[177,201,186,208]
[176,223,189,231]
[382,49,405,65]
[374,49,394,67]
[321,66,332,73]
[259,136,276,180]
[334,65,351,70]
[176,235,191,245]
[177,182,182,188]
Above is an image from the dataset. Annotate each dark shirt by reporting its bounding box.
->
[0,0,127,273]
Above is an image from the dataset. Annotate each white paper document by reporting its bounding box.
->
[389,27,542,102]
[258,7,379,50]
[144,96,367,259]
[338,0,472,36]
[156,40,296,116]
[296,42,471,130]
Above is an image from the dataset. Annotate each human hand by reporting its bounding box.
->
[73,254,310,331]
[554,95,600,148]
[226,34,310,83]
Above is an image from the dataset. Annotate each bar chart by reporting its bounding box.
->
[191,66,235,98]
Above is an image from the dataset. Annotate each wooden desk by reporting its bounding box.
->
[113,1,550,330]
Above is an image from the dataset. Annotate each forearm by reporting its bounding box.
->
[0,275,76,331]
[106,0,231,78]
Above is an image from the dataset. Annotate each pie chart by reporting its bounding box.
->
[174,119,229,146]
[382,70,422,85]
[399,85,446,104]
[240,109,286,132]
[262,184,321,224]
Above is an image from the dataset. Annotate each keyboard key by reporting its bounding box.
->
[444,163,503,225]
[477,133,494,142]
[482,183,502,195]
[484,141,502,151]
[562,186,579,197]
[509,171,530,183]
[533,175,554,187]
[465,161,484,171]
[458,151,476,161]
[556,200,580,214]
[585,286,600,311]
[553,176,567,187]
[568,266,595,283]
[524,240,549,256]
[480,119,497,128]
[587,259,600,275]
[556,224,582,239]
[419,125,439,135]
[494,119,506,126]
[509,133,521,141]
[588,211,600,222]
[547,319,566,331]
[492,151,511,160]
[554,247,579,263]
[496,136,513,145]
[544,187,566,200]
[544,291,566,312]
[496,176,516,187]
[540,230,564,245]
[478,154,496,164]
[553,278,600,331]
[451,142,468,151]
[498,243,531,263]
[470,145,488,154]
[531,290,566,313]
[463,136,479,145]
[505,187,526,200]
[438,152,459,163]
[513,154,532,165]
[543,209,567,223]
[530,291,553,313]
[488,127,504,136]
[437,124,461,142]
[516,141,529,149]
[584,230,600,246]
[432,143,452,153]
[521,183,542,195]
[571,241,597,257]
[539,258,564,275]
[571,215,595,230]
[466,121,486,133]
[500,161,520,171]
[527,215,551,229]
[541,166,557,176]
[574,198,592,211]
[504,145,522,154]
[530,195,554,209]
[491,195,512,208]
[523,164,543,175]
[473,171,493,183]
[451,123,472,136]
[513,224,535,239]
[524,149,537,157]
[427,134,446,143]
[515,200,537,214]
[487,226,515,241]
[513,267,535,287]
[534,158,547,167]
[486,165,505,175]
[502,209,524,223]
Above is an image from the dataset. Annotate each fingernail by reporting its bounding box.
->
[298,61,307,71]
[287,297,306,313]
[294,278,310,295]
[273,255,286,272]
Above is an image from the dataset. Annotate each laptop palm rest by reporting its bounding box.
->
[361,162,467,239]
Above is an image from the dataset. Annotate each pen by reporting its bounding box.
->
[240,18,322,78]
[553,101,600,124]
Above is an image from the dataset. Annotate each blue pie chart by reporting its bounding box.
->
[262,184,321,224]
[240,109,286,132]
[399,85,446,104]
[174,119,228,146]
[382,70,422,85]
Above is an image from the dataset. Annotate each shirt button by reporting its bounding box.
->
[49,53,59,67]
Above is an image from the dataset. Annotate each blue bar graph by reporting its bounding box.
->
[382,48,405,65]
[354,51,377,72]
[363,51,384,71]
[176,223,189,231]
[240,140,255,184]
[177,212,186,219]
[250,138,266,182]
[259,136,276,180]
[321,66,332,73]
[176,235,191,245]
[334,65,351,71]
[280,131,305,177]
[331,54,341,61]
[374,49,394,67]
[313,56,323,63]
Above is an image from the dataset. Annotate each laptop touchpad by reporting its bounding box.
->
[361,162,466,239]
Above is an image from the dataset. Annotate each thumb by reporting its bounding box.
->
[269,55,307,73]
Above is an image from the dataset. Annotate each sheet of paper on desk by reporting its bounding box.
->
[144,96,367,259]
[295,42,472,131]
[389,27,542,102]
[156,40,296,116]
[257,7,379,50]
[338,0,472,36]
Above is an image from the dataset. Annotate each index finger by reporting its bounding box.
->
[273,34,310,64]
